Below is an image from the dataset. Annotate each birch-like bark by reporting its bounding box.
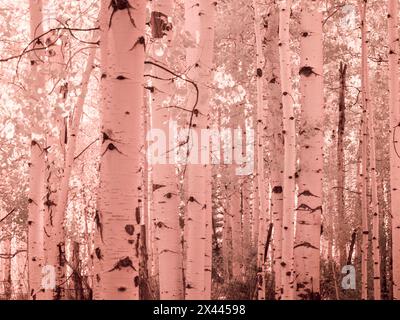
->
[184,0,215,300]
[1,237,12,299]
[94,0,146,299]
[388,0,400,300]
[253,0,269,299]
[359,0,369,300]
[278,0,296,300]
[150,0,184,300]
[337,62,347,267]
[264,1,283,300]
[362,8,381,302]
[28,0,46,300]
[294,0,323,300]
[49,45,96,299]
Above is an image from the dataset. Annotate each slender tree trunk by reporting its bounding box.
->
[94,0,146,300]
[360,2,381,299]
[278,0,296,300]
[150,0,184,300]
[264,1,283,300]
[252,0,269,299]
[337,62,347,267]
[1,237,12,300]
[359,0,369,300]
[294,0,323,300]
[49,43,96,300]
[184,0,215,300]
[28,0,46,300]
[388,0,400,300]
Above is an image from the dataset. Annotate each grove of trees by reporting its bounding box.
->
[0,0,400,300]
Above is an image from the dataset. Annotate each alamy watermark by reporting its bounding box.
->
[146,121,254,176]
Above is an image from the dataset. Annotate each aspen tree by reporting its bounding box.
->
[294,0,323,300]
[252,0,269,299]
[184,0,215,300]
[264,1,283,299]
[94,0,147,299]
[150,0,184,300]
[28,0,46,300]
[388,0,400,300]
[1,237,12,299]
[278,0,296,300]
[359,0,369,300]
[337,62,347,267]
[50,45,96,299]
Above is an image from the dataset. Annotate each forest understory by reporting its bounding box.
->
[0,0,400,300]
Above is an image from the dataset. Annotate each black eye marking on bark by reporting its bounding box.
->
[135,207,141,224]
[94,210,104,241]
[164,192,177,199]
[135,233,140,258]
[299,66,320,77]
[256,68,263,77]
[156,221,172,229]
[296,204,323,213]
[101,143,124,157]
[108,0,136,29]
[272,186,283,194]
[144,85,154,93]
[129,36,146,51]
[43,199,56,208]
[118,287,127,292]
[134,276,139,287]
[108,257,136,272]
[125,224,135,235]
[294,241,318,250]
[298,190,319,198]
[28,198,38,205]
[188,196,201,205]
[95,247,103,260]
[116,75,129,80]
[153,183,166,191]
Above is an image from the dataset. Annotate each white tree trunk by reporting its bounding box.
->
[359,0,369,300]
[150,0,184,300]
[264,1,283,300]
[184,0,215,300]
[28,0,46,300]
[278,0,296,300]
[388,0,400,300]
[294,0,323,300]
[94,0,146,300]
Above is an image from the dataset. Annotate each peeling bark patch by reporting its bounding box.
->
[125,224,135,235]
